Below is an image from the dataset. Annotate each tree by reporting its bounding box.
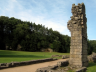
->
[0,16,72,53]
[52,40,61,52]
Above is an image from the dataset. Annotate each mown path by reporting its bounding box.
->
[0,59,69,72]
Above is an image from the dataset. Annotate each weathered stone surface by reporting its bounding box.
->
[36,66,53,72]
[67,3,88,68]
[6,63,13,67]
[0,63,7,66]
[50,65,58,69]
[76,67,87,72]
[36,59,88,72]
[57,60,69,67]
[41,48,53,52]
[87,52,96,62]
[0,58,55,69]
[36,60,69,72]
[62,55,70,59]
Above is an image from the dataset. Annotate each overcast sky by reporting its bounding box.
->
[0,0,95,40]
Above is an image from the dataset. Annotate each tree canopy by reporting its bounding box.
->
[0,16,95,54]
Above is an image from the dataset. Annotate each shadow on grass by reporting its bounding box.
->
[88,62,96,67]
[0,50,16,55]
[0,55,46,58]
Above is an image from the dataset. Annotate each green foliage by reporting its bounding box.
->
[87,40,96,55]
[0,16,95,54]
[53,40,61,52]
[49,43,53,49]
[0,16,72,52]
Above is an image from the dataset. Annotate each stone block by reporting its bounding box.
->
[62,55,69,59]
[68,3,88,67]
[0,63,7,66]
[0,58,55,69]
[57,61,69,67]
[76,67,87,72]
[12,62,20,66]
[6,63,13,67]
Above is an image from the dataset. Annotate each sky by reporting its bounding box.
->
[0,0,96,40]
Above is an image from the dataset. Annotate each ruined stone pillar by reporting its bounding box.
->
[67,3,88,68]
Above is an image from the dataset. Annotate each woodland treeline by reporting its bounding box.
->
[0,16,96,55]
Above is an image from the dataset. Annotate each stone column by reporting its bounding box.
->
[67,3,88,68]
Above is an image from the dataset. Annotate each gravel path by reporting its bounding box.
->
[0,59,68,72]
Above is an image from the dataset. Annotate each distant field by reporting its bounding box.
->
[0,50,96,72]
[0,50,69,63]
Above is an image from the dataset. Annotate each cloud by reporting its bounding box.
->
[0,0,76,36]
[17,11,70,35]
[1,0,96,40]
[10,0,71,35]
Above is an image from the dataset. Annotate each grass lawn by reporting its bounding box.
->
[0,50,69,63]
[67,62,96,72]
[87,62,96,72]
[0,50,96,72]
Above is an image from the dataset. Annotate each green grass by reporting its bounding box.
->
[0,50,96,72]
[87,62,96,72]
[67,62,96,72]
[0,50,69,63]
